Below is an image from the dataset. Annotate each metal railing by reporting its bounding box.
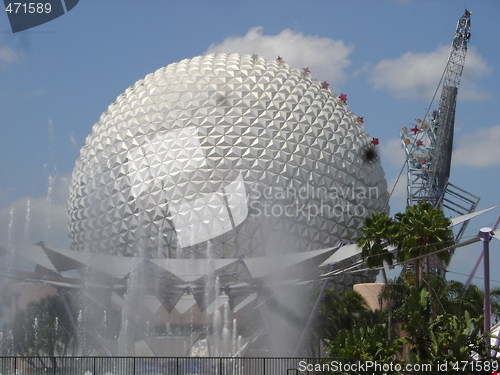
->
[0,357,325,375]
[0,356,462,374]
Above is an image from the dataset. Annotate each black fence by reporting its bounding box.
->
[0,356,491,374]
[0,357,324,375]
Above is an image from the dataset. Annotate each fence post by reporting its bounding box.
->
[93,357,96,375]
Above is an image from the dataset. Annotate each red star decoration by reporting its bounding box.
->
[357,117,364,123]
[371,138,379,145]
[416,140,424,147]
[321,81,329,89]
[411,126,420,135]
[339,93,347,101]
[302,67,310,74]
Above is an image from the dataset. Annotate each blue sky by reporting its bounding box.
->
[0,0,499,287]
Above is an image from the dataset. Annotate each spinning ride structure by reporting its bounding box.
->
[400,9,478,241]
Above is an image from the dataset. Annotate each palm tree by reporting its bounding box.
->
[402,286,488,364]
[383,276,485,324]
[356,211,397,285]
[395,202,454,289]
[431,278,484,319]
[357,211,398,340]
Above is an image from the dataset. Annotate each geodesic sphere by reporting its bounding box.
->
[68,53,389,260]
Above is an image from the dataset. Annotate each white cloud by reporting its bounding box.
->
[453,125,500,167]
[386,174,407,216]
[205,26,354,89]
[0,45,20,64]
[460,46,494,100]
[0,175,71,252]
[368,45,492,101]
[377,137,408,214]
[379,137,406,168]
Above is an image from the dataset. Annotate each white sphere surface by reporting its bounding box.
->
[68,53,389,263]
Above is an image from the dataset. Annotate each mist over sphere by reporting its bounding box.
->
[68,53,389,260]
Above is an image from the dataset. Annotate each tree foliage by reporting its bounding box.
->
[10,294,77,357]
[326,323,405,374]
[318,202,498,372]
[395,202,454,287]
[356,211,397,274]
[357,202,454,288]
[314,289,384,344]
[402,286,494,374]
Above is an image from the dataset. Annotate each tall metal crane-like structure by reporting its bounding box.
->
[400,9,478,241]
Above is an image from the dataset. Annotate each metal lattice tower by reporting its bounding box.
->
[400,9,478,241]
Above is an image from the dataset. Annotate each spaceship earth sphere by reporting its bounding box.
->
[68,53,389,262]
